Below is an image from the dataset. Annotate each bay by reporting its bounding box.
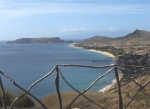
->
[0,42,115,99]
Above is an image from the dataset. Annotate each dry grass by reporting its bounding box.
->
[35,92,119,109]
[35,73,150,109]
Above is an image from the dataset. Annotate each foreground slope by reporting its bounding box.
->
[35,73,150,109]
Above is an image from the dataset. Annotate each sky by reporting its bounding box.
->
[0,0,150,40]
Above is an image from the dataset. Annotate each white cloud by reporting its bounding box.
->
[0,1,150,18]
[61,28,92,33]
[108,27,118,32]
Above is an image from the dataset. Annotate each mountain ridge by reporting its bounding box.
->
[82,29,150,46]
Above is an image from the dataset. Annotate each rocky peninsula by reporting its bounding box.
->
[7,37,73,44]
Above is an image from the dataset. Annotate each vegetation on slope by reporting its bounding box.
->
[0,90,34,108]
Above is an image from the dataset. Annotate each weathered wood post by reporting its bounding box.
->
[114,65,123,109]
[0,76,7,109]
[55,66,62,109]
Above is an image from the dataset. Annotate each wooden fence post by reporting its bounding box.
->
[55,66,62,109]
[0,76,7,109]
[114,66,123,109]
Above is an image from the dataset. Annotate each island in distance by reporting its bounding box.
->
[7,37,73,44]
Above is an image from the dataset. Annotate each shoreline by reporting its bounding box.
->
[88,49,115,58]
[70,43,115,59]
[99,72,123,92]
[99,79,116,92]
[70,43,118,92]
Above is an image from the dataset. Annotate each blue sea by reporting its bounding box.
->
[0,42,115,99]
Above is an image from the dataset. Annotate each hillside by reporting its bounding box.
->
[115,29,150,46]
[35,73,150,109]
[83,36,112,43]
[82,29,150,46]
[7,37,73,44]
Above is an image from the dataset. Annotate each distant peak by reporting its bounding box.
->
[133,29,145,34]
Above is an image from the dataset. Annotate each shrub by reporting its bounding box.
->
[0,90,14,106]
[0,90,34,108]
[14,94,34,108]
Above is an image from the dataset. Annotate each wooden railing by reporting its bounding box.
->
[0,64,150,109]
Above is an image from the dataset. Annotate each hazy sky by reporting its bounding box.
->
[0,0,150,40]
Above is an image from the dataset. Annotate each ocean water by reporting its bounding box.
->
[0,42,115,99]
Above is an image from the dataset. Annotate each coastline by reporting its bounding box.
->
[70,43,115,58]
[70,43,118,92]
[99,72,123,92]
[88,49,115,58]
[99,79,116,92]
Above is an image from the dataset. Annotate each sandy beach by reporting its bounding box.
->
[89,49,115,58]
[71,43,115,58]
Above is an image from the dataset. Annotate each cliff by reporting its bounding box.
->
[7,37,73,44]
